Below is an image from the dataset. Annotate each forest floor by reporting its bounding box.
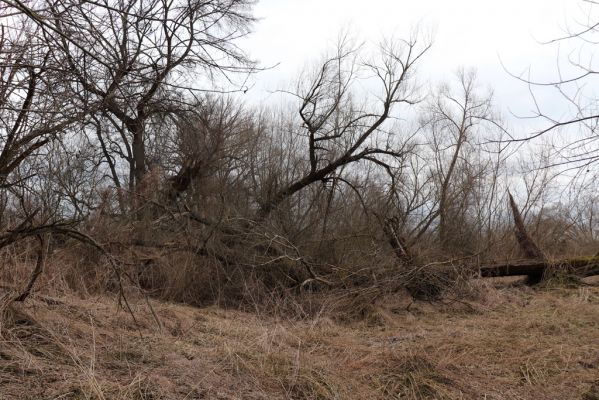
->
[1,279,598,400]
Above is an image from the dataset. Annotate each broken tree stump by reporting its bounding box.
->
[507,191,547,284]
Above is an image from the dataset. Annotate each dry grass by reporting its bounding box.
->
[0,281,598,399]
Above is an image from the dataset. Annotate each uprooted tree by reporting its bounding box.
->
[478,192,599,283]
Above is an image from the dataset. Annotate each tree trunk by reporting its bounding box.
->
[132,124,146,187]
[383,219,412,264]
[479,257,599,279]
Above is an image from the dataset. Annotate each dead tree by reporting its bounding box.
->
[476,193,599,284]
[480,257,599,279]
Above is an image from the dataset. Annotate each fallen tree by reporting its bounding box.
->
[479,257,599,280]
[410,193,599,286]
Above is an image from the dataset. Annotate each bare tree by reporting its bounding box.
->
[6,0,256,189]
[0,12,94,257]
[424,70,497,251]
[0,19,85,188]
[258,35,431,219]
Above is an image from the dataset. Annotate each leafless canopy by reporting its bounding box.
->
[259,35,431,218]
[3,0,256,186]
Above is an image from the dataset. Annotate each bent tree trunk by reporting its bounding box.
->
[15,235,48,302]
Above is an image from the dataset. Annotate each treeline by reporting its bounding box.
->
[1,0,598,308]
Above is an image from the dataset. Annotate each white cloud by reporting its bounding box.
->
[241,0,585,133]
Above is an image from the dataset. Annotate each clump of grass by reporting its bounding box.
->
[582,381,599,400]
[539,266,583,288]
[282,365,339,400]
[371,353,454,399]
[0,303,70,364]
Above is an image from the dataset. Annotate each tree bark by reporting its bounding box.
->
[130,120,146,187]
[383,219,412,264]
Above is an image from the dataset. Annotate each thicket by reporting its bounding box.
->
[1,0,598,316]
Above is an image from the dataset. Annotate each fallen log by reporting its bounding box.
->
[480,257,599,279]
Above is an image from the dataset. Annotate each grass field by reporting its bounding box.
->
[1,280,598,399]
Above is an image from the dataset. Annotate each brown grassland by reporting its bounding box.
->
[1,278,598,400]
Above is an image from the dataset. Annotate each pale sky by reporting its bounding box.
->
[241,0,590,133]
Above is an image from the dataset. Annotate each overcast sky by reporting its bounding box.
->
[241,0,589,133]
